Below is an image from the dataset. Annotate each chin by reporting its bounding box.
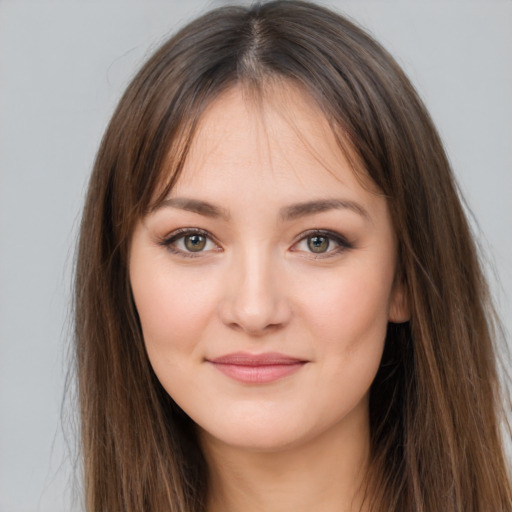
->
[200,422,310,453]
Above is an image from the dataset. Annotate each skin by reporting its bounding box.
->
[130,83,408,512]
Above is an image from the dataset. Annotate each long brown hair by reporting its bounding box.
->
[74,1,512,510]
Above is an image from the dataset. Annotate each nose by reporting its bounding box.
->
[217,247,292,335]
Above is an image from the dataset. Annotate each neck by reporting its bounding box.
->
[200,400,373,512]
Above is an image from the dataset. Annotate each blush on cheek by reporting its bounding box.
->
[131,260,220,360]
[305,270,391,335]
[298,296,389,406]
[136,291,198,351]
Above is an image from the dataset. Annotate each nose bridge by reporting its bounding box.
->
[220,242,289,333]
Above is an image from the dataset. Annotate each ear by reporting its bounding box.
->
[388,277,410,324]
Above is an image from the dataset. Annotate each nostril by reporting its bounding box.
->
[216,262,292,334]
[220,301,291,335]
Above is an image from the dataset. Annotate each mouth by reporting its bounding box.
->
[206,352,308,384]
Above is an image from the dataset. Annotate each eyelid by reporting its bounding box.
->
[159,228,221,257]
[290,229,353,257]
[158,227,352,258]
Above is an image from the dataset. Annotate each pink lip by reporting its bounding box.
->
[207,352,308,384]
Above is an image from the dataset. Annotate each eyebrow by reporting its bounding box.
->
[280,199,370,222]
[154,198,230,219]
[154,197,370,222]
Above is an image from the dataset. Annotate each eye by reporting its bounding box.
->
[183,234,207,252]
[160,229,220,256]
[291,230,352,257]
[307,235,330,253]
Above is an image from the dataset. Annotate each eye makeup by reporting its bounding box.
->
[159,228,221,258]
[158,226,354,261]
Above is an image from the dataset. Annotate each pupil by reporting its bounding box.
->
[185,235,206,252]
[308,236,328,253]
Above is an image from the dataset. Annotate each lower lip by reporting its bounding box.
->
[209,362,306,384]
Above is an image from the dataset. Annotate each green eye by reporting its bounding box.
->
[184,234,207,252]
[161,229,220,257]
[307,235,330,253]
[291,230,352,258]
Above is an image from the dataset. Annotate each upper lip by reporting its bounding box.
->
[207,352,307,366]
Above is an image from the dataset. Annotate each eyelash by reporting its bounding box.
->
[159,228,220,258]
[290,229,353,259]
[159,228,353,258]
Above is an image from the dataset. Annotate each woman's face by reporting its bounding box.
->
[130,84,407,452]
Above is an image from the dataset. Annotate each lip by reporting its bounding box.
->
[207,352,308,384]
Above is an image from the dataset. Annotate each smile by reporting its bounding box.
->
[207,352,308,384]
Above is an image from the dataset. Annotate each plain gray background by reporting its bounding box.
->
[1,1,511,511]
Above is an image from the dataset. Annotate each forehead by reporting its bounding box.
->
[169,81,378,207]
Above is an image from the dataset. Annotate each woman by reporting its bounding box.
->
[74,1,512,510]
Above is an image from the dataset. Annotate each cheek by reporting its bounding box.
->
[294,263,393,413]
[130,256,218,360]
[299,266,393,342]
[290,255,395,393]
